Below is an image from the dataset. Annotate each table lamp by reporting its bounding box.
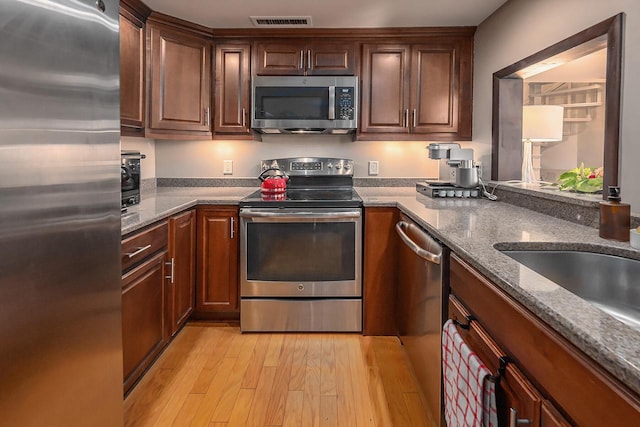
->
[521,105,564,183]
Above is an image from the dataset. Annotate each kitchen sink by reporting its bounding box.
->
[499,249,640,328]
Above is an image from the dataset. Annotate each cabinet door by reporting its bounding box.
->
[360,44,411,133]
[196,206,239,313]
[148,24,211,133]
[122,251,167,393]
[307,42,357,75]
[168,210,195,336]
[255,43,305,75]
[214,43,251,136]
[410,44,459,135]
[119,9,145,135]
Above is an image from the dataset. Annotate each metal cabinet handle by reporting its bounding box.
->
[242,108,246,128]
[300,50,304,69]
[413,108,417,128]
[165,258,175,284]
[307,50,312,70]
[230,217,235,239]
[404,109,409,128]
[204,107,210,127]
[509,408,533,427]
[125,244,151,259]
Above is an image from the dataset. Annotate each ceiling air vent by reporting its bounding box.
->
[250,16,313,28]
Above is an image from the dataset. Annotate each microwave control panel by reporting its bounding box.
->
[336,87,355,120]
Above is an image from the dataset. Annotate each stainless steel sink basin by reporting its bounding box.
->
[500,250,640,328]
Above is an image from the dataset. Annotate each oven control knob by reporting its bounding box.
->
[344,163,352,170]
[270,161,279,169]
[335,163,342,170]
[297,284,304,291]
[327,163,333,169]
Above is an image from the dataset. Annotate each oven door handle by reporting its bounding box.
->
[240,210,361,221]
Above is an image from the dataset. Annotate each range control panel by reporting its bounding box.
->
[261,157,354,176]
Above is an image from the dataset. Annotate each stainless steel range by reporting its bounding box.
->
[239,157,362,332]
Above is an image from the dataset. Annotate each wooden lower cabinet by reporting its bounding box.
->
[195,206,239,318]
[363,207,399,335]
[122,250,167,393]
[167,209,196,336]
[449,252,640,426]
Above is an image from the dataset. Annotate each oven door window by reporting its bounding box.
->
[254,87,329,120]
[246,222,355,282]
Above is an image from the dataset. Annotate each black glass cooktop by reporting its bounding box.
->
[240,188,362,208]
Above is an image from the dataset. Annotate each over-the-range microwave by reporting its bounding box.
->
[251,75,358,135]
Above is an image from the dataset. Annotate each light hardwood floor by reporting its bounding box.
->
[124,322,433,427]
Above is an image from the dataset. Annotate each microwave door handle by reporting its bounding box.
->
[328,86,335,120]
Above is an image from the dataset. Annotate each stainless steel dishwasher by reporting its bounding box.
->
[396,213,448,427]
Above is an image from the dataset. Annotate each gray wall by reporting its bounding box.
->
[473,0,640,213]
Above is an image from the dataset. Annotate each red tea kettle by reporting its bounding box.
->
[259,167,289,195]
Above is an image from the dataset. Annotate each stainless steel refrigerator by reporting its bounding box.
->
[0,0,123,425]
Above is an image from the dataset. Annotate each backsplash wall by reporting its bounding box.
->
[150,136,442,180]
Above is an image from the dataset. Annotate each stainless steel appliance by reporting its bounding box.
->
[396,214,447,426]
[0,1,123,425]
[427,143,480,189]
[240,157,362,332]
[121,150,144,209]
[251,76,358,134]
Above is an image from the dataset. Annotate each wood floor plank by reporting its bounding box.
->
[226,388,255,427]
[334,335,357,427]
[264,333,285,367]
[264,334,296,425]
[171,394,203,427]
[241,334,271,389]
[360,336,394,427]
[282,390,304,427]
[245,366,277,427]
[320,335,337,396]
[190,328,235,394]
[302,337,322,427]
[319,395,338,427]
[124,325,431,427]
[211,335,259,422]
[289,334,309,391]
[190,357,237,426]
[403,392,434,427]
[345,336,377,427]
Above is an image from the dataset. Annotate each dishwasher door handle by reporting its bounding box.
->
[396,220,442,265]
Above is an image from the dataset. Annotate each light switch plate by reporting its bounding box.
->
[368,160,379,176]
[223,160,233,175]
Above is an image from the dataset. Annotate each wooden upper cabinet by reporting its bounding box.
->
[214,43,251,137]
[361,44,411,133]
[255,41,356,76]
[147,22,212,136]
[360,38,472,140]
[119,1,149,136]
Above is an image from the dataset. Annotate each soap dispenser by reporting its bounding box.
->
[599,186,630,241]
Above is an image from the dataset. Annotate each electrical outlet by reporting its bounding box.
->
[476,161,483,179]
[449,168,456,180]
[368,160,379,176]
[223,160,233,175]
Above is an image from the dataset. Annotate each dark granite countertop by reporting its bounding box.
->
[121,185,640,395]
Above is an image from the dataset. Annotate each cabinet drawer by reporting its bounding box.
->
[121,221,168,272]
[449,295,543,426]
[450,253,640,426]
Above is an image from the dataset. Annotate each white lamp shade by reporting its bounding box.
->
[522,105,564,142]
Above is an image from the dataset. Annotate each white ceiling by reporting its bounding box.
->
[143,0,509,29]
